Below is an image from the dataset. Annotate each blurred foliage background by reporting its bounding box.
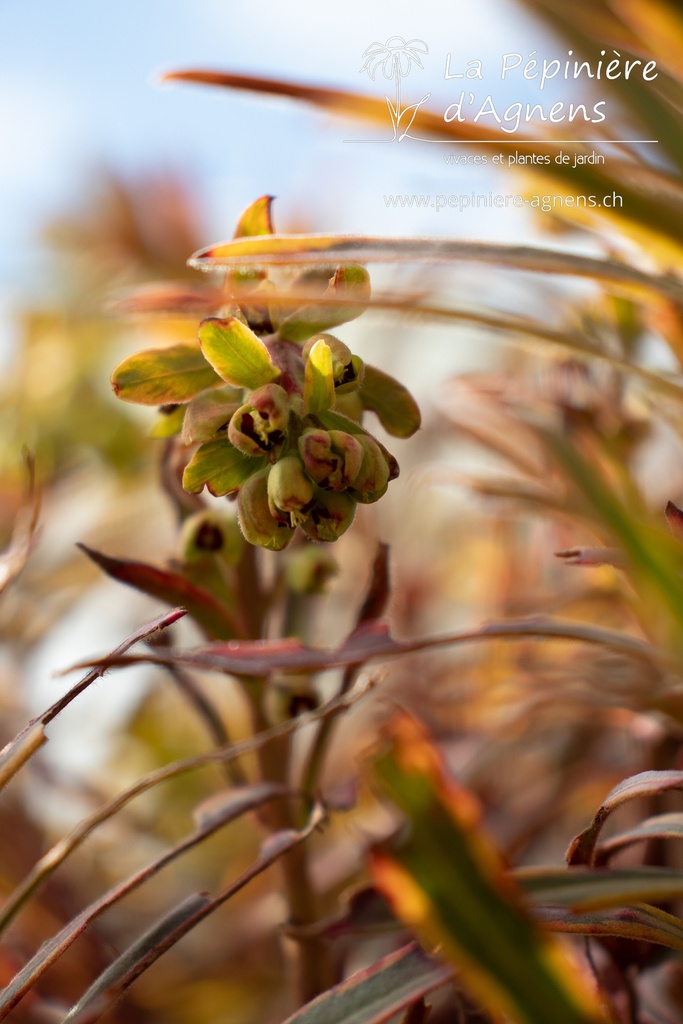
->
[4,0,683,1021]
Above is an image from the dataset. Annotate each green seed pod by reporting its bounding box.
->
[302,489,356,543]
[228,383,290,457]
[237,467,295,550]
[350,434,391,495]
[180,510,244,565]
[285,545,338,594]
[267,455,315,526]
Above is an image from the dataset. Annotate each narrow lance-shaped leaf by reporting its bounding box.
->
[280,943,452,1024]
[62,806,325,1024]
[77,543,242,640]
[111,341,223,405]
[0,783,286,1020]
[199,316,280,389]
[519,865,683,911]
[567,769,683,866]
[370,715,606,1024]
[595,812,683,864]
[534,903,683,955]
[73,615,665,683]
[304,338,335,415]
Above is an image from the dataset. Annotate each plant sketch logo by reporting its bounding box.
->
[359,36,430,141]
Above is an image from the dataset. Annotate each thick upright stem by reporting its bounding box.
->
[252,707,333,1005]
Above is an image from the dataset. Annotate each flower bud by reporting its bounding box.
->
[180,510,243,565]
[350,434,391,496]
[303,334,363,392]
[237,467,295,550]
[302,489,356,543]
[228,383,290,457]
[298,428,363,491]
[267,455,315,527]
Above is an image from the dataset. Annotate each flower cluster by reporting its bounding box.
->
[112,197,420,549]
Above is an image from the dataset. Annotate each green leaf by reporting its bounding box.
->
[183,439,264,497]
[182,387,242,444]
[360,365,421,438]
[280,944,452,1024]
[111,342,223,405]
[77,544,241,640]
[233,194,274,238]
[198,317,280,389]
[519,865,683,911]
[304,338,335,415]
[535,903,683,954]
[278,265,371,343]
[371,715,606,1024]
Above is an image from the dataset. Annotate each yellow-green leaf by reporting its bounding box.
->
[111,342,222,406]
[198,317,280,389]
[233,195,274,238]
[304,339,335,415]
[183,440,264,496]
[182,387,242,444]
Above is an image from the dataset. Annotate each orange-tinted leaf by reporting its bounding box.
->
[371,715,606,1024]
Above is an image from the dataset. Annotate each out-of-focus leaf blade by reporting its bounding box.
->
[360,365,421,438]
[149,403,185,438]
[534,903,683,954]
[164,70,683,257]
[0,452,39,596]
[182,439,263,496]
[0,723,47,792]
[0,783,285,1019]
[596,812,683,863]
[279,264,371,342]
[198,316,279,389]
[370,715,606,1024]
[73,616,665,681]
[62,805,325,1024]
[567,770,683,866]
[280,943,452,1024]
[520,866,683,910]
[77,543,241,640]
[111,341,222,405]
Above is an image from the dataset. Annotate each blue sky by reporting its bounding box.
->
[0,0,557,303]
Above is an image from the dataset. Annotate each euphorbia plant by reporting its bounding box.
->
[111,195,420,551]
